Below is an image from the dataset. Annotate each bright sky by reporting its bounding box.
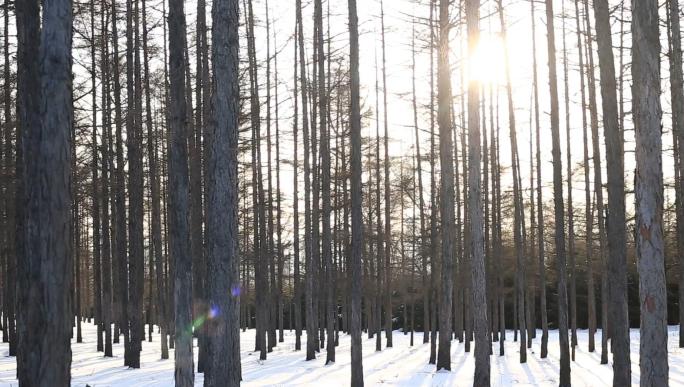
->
[61,0,680,244]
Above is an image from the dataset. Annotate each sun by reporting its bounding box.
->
[467,33,506,85]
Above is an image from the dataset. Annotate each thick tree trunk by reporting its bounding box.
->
[19,0,74,383]
[632,1,668,384]
[204,0,241,384]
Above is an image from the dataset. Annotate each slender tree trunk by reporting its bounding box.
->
[348,0,364,383]
[544,1,571,384]
[374,49,383,353]
[436,0,455,371]
[125,0,144,368]
[379,0,393,349]
[465,0,490,382]
[142,0,168,360]
[296,0,316,362]
[314,0,335,364]
[192,0,208,371]
[561,0,577,360]
[496,0,526,363]
[292,17,303,351]
[666,0,684,349]
[530,0,548,358]
[111,0,129,352]
[101,7,113,357]
[428,0,439,364]
[91,0,103,353]
[573,0,596,354]
[168,0,194,383]
[582,0,609,365]
[593,0,630,377]
[410,19,429,349]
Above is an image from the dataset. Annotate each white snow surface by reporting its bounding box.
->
[0,323,682,386]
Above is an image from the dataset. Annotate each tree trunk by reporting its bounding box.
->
[594,0,631,378]
[204,0,241,385]
[496,0,526,363]
[582,0,609,365]
[91,0,103,354]
[436,0,455,371]
[125,0,144,368]
[632,1,668,384]
[666,0,684,349]
[347,0,364,383]
[19,0,74,383]
[192,0,208,371]
[466,0,490,382]
[101,6,113,357]
[561,0,576,360]
[573,0,596,355]
[292,17,303,351]
[379,0,393,349]
[530,0,548,358]
[544,0,571,384]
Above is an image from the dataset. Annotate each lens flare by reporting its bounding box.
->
[209,304,220,319]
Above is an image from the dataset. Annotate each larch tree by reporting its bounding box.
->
[167,0,194,383]
[17,0,73,383]
[348,0,364,384]
[466,0,490,383]
[593,0,631,380]
[667,0,684,349]
[436,0,455,371]
[544,0,571,385]
[632,0,668,384]
[204,0,241,384]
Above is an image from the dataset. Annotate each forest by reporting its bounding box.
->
[0,0,680,385]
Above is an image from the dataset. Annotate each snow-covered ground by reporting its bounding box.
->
[0,323,681,386]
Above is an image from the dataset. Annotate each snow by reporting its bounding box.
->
[0,323,681,386]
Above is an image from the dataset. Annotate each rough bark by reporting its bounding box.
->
[436,0,455,371]
[167,0,194,383]
[19,0,74,383]
[544,0,571,384]
[632,1,668,384]
[348,0,364,383]
[594,0,631,379]
[466,0,490,383]
[204,0,241,384]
